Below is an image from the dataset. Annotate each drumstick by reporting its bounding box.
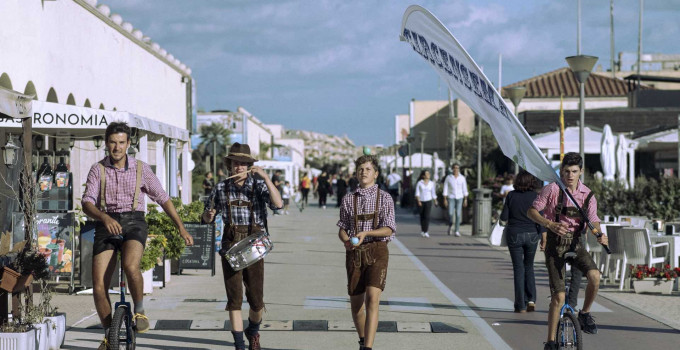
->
[225,169,252,180]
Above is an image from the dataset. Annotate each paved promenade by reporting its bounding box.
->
[51,202,679,349]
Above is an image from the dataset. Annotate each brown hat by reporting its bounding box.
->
[224,142,258,164]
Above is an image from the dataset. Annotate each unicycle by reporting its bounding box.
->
[105,235,136,350]
[556,252,583,350]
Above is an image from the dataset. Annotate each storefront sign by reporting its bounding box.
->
[12,212,74,276]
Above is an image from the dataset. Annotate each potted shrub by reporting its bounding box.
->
[24,302,50,350]
[630,264,680,295]
[0,322,36,350]
[38,280,66,350]
[141,235,167,294]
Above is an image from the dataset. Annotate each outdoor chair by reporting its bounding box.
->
[618,215,648,228]
[619,227,669,291]
[602,225,628,286]
[584,227,603,270]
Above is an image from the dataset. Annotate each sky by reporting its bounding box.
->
[109,0,680,146]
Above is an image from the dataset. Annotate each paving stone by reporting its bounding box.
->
[377,321,398,332]
[293,320,328,331]
[154,319,193,330]
[328,320,356,331]
[397,322,431,333]
[190,320,225,330]
[430,322,466,333]
[260,320,293,331]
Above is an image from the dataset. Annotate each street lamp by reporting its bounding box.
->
[69,137,76,151]
[419,131,427,173]
[506,86,526,174]
[2,134,20,167]
[566,54,598,180]
[93,135,103,149]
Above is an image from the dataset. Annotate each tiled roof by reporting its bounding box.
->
[503,67,652,98]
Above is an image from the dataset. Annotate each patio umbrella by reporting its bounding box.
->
[600,124,616,181]
[616,134,628,188]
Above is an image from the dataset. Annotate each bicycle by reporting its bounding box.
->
[555,251,583,350]
[105,235,136,350]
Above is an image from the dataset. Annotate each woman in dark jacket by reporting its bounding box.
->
[500,170,545,313]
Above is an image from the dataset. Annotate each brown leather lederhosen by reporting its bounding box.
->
[346,188,389,295]
[221,179,265,312]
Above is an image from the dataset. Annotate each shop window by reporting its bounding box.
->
[66,93,76,105]
[23,81,38,100]
[46,87,58,103]
[84,99,91,108]
[0,73,13,89]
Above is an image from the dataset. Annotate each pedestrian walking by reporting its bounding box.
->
[203,171,215,196]
[386,169,402,205]
[443,164,468,236]
[272,170,283,215]
[317,171,331,209]
[527,152,608,350]
[337,155,396,350]
[81,122,194,350]
[300,172,311,209]
[202,142,283,350]
[500,170,545,313]
[414,170,437,238]
[336,173,348,208]
[282,181,292,215]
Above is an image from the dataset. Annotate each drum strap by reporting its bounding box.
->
[552,188,594,250]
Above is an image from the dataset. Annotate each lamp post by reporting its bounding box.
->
[566,55,598,180]
[419,131,427,173]
[93,135,103,149]
[2,134,20,167]
[506,86,527,174]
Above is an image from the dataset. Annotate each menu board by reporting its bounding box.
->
[12,212,74,276]
[179,222,215,275]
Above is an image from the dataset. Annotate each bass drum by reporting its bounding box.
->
[224,230,273,271]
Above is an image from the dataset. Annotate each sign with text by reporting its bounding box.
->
[179,222,215,275]
[12,212,74,276]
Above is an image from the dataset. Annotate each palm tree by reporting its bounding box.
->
[194,122,231,174]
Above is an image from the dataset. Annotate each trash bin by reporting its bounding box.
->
[472,188,493,237]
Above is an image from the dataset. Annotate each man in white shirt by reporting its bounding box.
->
[386,169,402,205]
[443,164,469,236]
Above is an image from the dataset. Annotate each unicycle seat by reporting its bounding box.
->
[105,235,125,249]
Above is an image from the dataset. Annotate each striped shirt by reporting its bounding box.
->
[532,181,600,233]
[82,156,170,213]
[337,184,396,243]
[205,175,278,227]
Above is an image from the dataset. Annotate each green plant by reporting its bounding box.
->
[146,198,204,260]
[38,280,58,317]
[140,235,167,272]
[587,176,680,221]
[11,247,50,281]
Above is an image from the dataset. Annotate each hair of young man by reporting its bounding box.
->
[105,122,131,142]
[514,170,538,192]
[354,155,380,175]
[561,152,583,169]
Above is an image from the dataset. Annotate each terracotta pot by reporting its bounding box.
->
[0,266,34,292]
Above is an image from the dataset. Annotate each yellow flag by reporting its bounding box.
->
[559,94,565,162]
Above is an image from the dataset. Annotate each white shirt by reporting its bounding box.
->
[500,184,515,196]
[415,180,437,202]
[387,173,402,189]
[443,174,469,199]
[282,185,292,199]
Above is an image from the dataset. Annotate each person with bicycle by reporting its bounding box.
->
[82,122,194,350]
[202,142,283,350]
[527,152,608,350]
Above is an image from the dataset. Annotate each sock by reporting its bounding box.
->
[104,327,109,338]
[245,318,261,337]
[231,331,245,348]
[134,300,144,314]
[359,337,365,346]
[364,347,372,350]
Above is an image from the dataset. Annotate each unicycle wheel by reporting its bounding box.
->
[556,311,583,350]
[108,306,136,350]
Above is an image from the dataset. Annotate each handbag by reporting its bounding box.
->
[489,221,507,247]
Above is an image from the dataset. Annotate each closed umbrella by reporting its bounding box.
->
[616,134,628,188]
[600,124,616,181]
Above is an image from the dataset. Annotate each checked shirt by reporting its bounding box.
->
[205,175,279,227]
[337,184,396,243]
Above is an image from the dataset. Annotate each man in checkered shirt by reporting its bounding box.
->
[203,142,282,350]
[82,122,194,350]
[337,155,396,350]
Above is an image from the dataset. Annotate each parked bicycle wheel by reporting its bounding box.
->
[555,311,582,350]
[108,306,136,350]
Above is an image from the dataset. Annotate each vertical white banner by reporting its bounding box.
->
[400,5,560,185]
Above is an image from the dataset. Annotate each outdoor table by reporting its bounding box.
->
[649,233,680,269]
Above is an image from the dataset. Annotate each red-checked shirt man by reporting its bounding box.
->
[337,155,396,350]
[82,122,193,350]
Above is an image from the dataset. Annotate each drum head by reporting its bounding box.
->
[225,231,273,271]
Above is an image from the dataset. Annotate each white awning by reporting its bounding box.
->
[0,86,32,120]
[0,100,189,141]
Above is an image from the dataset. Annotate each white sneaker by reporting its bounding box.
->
[454,231,461,237]
[285,211,289,215]
[420,232,426,237]
[423,232,430,238]
[323,205,326,210]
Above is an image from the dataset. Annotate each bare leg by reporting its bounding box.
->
[547,292,565,342]
[121,240,145,309]
[350,294,366,339]
[249,309,263,324]
[581,270,600,313]
[229,310,243,331]
[92,250,117,328]
[364,287,382,348]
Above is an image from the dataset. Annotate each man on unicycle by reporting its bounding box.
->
[527,152,608,350]
[82,122,194,349]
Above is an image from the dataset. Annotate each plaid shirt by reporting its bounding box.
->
[337,184,396,243]
[206,175,278,227]
[82,156,170,213]
[532,181,600,232]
